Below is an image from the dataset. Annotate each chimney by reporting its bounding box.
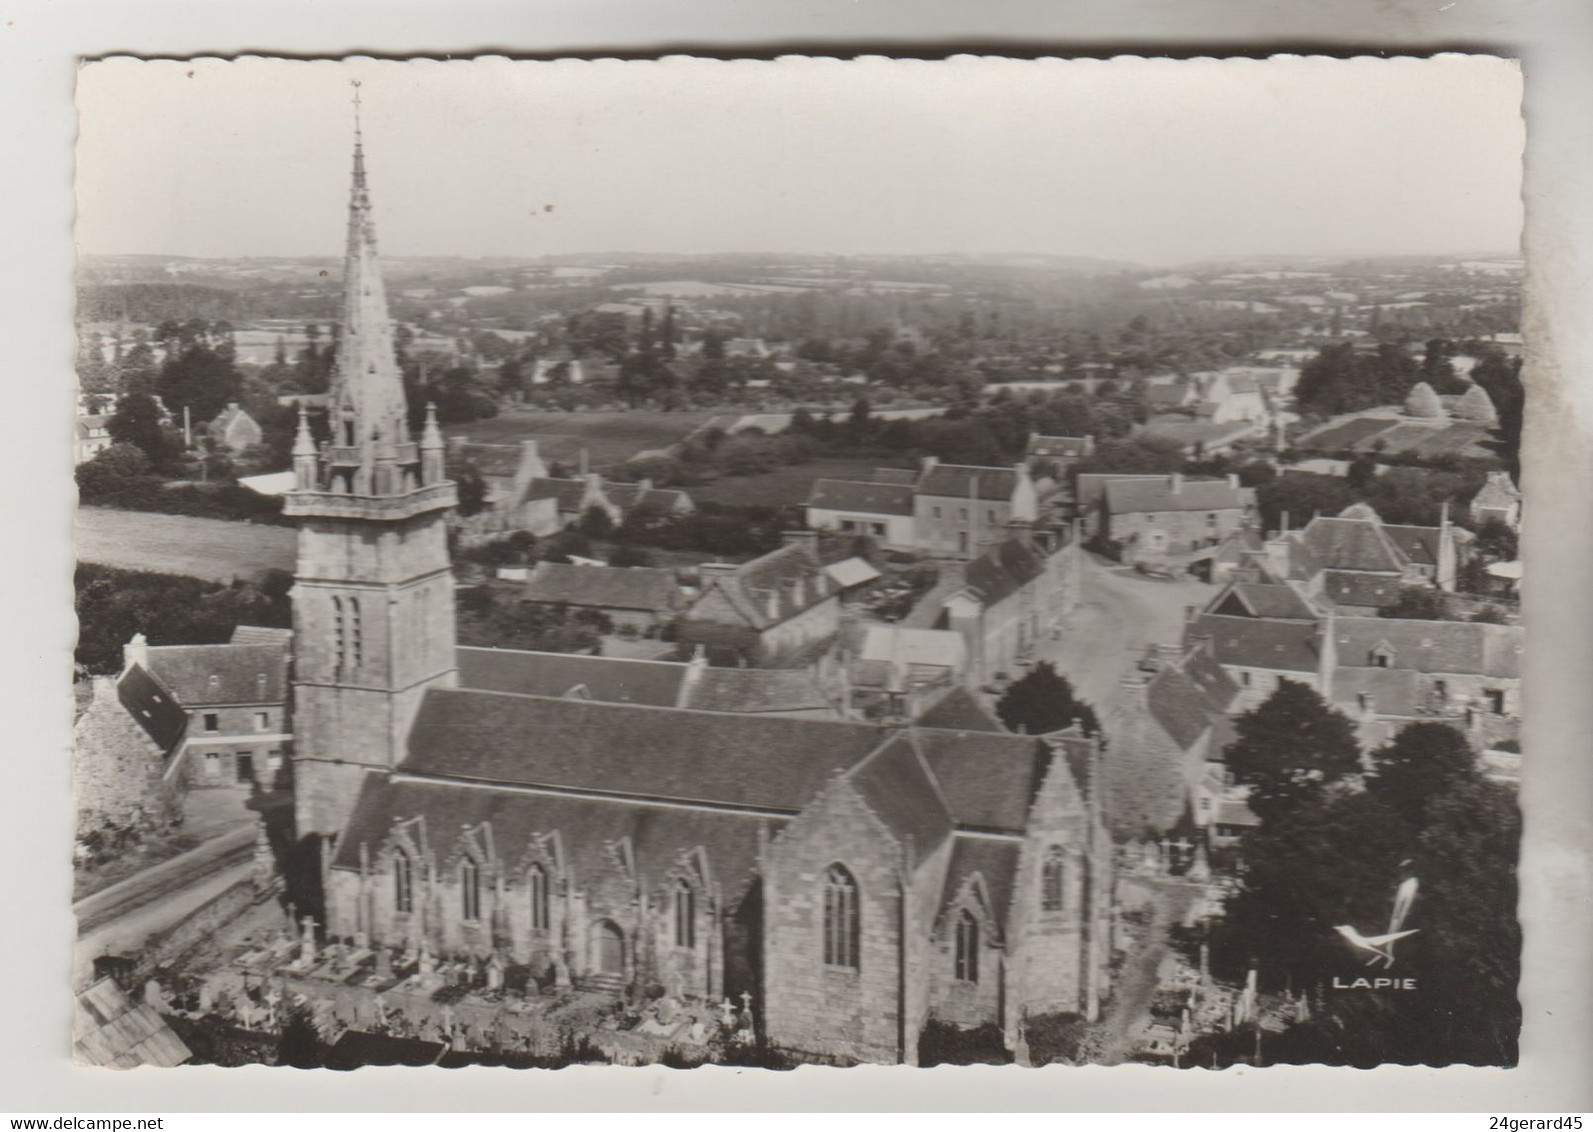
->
[226,401,240,412]
[638,478,654,493]
[1228,473,1240,490]
[1279,510,1290,538]
[697,560,740,584]
[920,455,939,475]
[123,631,149,673]
[1170,472,1183,496]
[1315,607,1338,699]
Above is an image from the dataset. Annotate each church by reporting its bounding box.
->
[281,120,1114,1065]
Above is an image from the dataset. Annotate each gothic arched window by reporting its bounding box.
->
[528,864,550,932]
[460,856,481,922]
[954,910,980,983]
[822,864,860,970]
[393,849,414,914]
[1041,846,1066,912]
[674,881,696,949]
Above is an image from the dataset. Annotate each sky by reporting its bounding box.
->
[75,55,1525,267]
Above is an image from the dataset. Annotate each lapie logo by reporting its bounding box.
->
[1331,876,1420,991]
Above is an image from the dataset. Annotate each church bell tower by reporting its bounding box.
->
[285,91,458,838]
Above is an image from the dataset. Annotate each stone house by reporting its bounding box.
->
[1025,433,1095,477]
[207,402,264,455]
[1470,471,1522,532]
[121,630,295,794]
[324,693,1113,1064]
[1259,503,1470,611]
[804,478,918,551]
[72,673,183,838]
[941,532,1081,687]
[519,561,684,635]
[1100,473,1254,563]
[75,414,113,465]
[913,459,1041,560]
[679,532,842,666]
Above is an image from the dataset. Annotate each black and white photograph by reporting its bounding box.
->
[66,54,1530,1074]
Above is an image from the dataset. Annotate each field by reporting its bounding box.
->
[689,457,913,508]
[443,410,721,468]
[76,507,297,583]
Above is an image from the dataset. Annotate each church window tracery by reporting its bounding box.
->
[1041,846,1065,911]
[822,864,859,970]
[954,910,980,983]
[674,881,695,949]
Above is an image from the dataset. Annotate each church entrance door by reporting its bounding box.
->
[593,920,624,975]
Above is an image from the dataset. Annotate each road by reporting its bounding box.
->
[1040,555,1217,713]
[74,825,256,986]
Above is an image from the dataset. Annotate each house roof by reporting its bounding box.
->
[1299,516,1408,573]
[74,978,190,1069]
[1329,666,1424,718]
[1182,647,1241,712]
[230,624,294,647]
[1187,613,1320,673]
[142,642,290,706]
[1145,381,1194,408]
[209,403,256,434]
[961,537,1048,607]
[1146,667,1219,751]
[1381,524,1444,567]
[402,688,887,813]
[1075,473,1167,510]
[693,540,833,631]
[1216,798,1261,828]
[1472,473,1520,511]
[1332,617,1521,679]
[1104,476,1249,516]
[918,464,1020,502]
[914,730,1048,833]
[942,835,1021,933]
[1209,582,1318,620]
[1027,434,1091,458]
[824,557,884,590]
[913,686,1005,733]
[456,646,688,707]
[870,468,920,486]
[453,442,531,479]
[1321,570,1404,609]
[521,562,682,613]
[117,664,190,753]
[1213,526,1266,565]
[683,666,833,715]
[522,477,590,512]
[848,735,954,868]
[806,479,916,517]
[1137,418,1259,453]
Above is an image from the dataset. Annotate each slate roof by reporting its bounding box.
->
[1027,434,1091,458]
[1187,613,1320,673]
[694,541,833,630]
[825,557,883,589]
[403,688,887,812]
[918,464,1020,502]
[1210,582,1317,620]
[942,835,1021,932]
[961,537,1048,606]
[1332,617,1521,678]
[684,666,832,715]
[848,735,954,867]
[1147,668,1219,751]
[1382,524,1443,567]
[117,664,189,753]
[73,978,190,1068]
[452,442,529,479]
[521,562,682,613]
[1075,473,1165,510]
[1321,570,1404,609]
[806,479,916,516]
[143,642,290,706]
[229,624,294,647]
[871,468,920,486]
[1137,418,1260,452]
[332,774,779,902]
[1329,667,1424,718]
[1182,648,1241,712]
[860,625,966,670]
[1104,477,1249,515]
[1216,798,1261,828]
[1145,381,1194,408]
[1213,526,1266,565]
[914,686,1005,733]
[1299,517,1407,573]
[1472,473,1520,512]
[456,646,688,707]
[914,730,1048,833]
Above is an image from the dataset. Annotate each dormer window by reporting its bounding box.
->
[208,674,220,690]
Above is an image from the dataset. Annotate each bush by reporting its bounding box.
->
[918,1019,1011,1066]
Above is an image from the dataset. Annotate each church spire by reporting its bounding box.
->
[326,80,409,465]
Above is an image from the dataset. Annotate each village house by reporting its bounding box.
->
[75,414,113,464]
[519,561,684,636]
[1470,470,1522,532]
[678,532,843,667]
[1098,473,1255,566]
[207,402,264,455]
[804,477,918,551]
[1025,432,1095,476]
[845,624,968,722]
[914,458,1043,560]
[940,530,1082,687]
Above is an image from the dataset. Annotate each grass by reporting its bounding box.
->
[689,457,913,507]
[443,410,722,468]
[76,506,298,583]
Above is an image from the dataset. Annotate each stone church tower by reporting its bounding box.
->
[284,109,458,839]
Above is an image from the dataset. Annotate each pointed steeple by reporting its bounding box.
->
[327,80,410,464]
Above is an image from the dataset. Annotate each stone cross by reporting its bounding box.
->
[299,915,319,965]
[738,991,753,1021]
[486,953,505,991]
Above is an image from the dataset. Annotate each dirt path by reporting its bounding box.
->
[1092,884,1196,1065]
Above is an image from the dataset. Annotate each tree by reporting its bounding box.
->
[1453,382,1498,425]
[1365,722,1478,824]
[609,542,655,568]
[75,442,152,498]
[577,505,615,540]
[1254,473,1357,533]
[994,661,1100,737]
[1404,381,1443,419]
[1473,517,1518,563]
[106,392,175,469]
[157,340,244,425]
[454,465,489,518]
[1222,680,1361,820]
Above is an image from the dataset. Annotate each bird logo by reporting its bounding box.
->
[1333,876,1419,969]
